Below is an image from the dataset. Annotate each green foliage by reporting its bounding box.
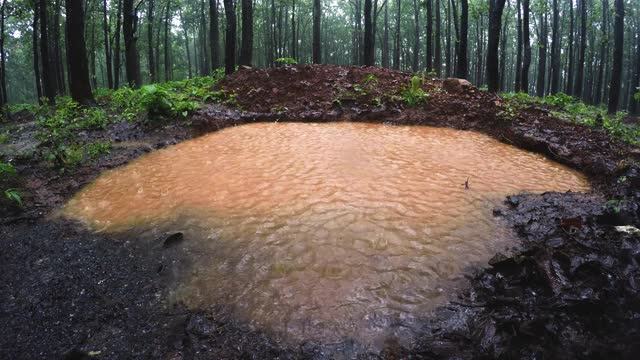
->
[275,57,298,65]
[85,141,112,159]
[4,189,23,207]
[402,75,427,106]
[634,92,640,101]
[0,162,17,174]
[0,131,9,144]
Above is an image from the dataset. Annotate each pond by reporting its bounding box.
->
[63,122,590,349]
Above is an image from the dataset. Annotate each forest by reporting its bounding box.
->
[0,0,638,114]
[1,1,640,359]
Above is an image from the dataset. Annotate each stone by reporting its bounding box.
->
[443,78,473,94]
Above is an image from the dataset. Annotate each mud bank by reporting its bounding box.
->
[1,65,639,359]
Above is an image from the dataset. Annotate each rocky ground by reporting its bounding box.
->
[1,65,639,359]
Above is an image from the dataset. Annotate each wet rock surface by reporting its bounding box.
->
[1,65,639,359]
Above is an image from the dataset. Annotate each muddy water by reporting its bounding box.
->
[64,123,590,349]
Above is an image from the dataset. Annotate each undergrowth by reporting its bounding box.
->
[501,92,639,145]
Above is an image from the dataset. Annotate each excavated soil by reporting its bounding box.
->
[1,65,639,359]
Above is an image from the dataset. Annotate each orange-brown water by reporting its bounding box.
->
[63,123,590,348]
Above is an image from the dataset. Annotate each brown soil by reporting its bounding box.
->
[1,65,639,359]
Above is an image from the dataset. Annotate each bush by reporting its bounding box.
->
[402,75,427,106]
[276,57,297,65]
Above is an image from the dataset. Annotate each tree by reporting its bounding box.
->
[239,0,253,66]
[147,0,156,83]
[123,0,141,87]
[607,0,624,114]
[426,0,433,72]
[455,0,468,79]
[39,0,57,103]
[594,0,608,104]
[486,0,506,93]
[114,0,122,89]
[565,0,574,95]
[313,0,321,63]
[573,0,586,97]
[223,0,236,74]
[364,0,373,65]
[521,0,530,93]
[65,0,94,104]
[515,0,522,90]
[393,0,400,69]
[209,0,220,69]
[549,0,560,94]
[535,4,547,97]
[103,0,113,88]
[412,0,419,72]
[434,0,441,76]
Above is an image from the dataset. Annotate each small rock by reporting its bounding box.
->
[443,78,473,94]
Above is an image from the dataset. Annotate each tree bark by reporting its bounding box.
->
[594,0,607,104]
[565,0,574,94]
[393,0,400,69]
[535,8,547,97]
[628,23,639,114]
[164,0,171,80]
[33,0,42,101]
[123,0,141,87]
[364,0,373,65]
[0,0,7,105]
[65,0,94,104]
[291,0,296,60]
[515,0,522,91]
[574,0,586,98]
[426,0,432,72]
[455,0,468,79]
[521,0,531,93]
[147,0,155,83]
[434,0,441,76]
[312,0,321,63]
[40,0,57,103]
[223,0,236,74]
[382,1,389,68]
[412,0,419,72]
[210,0,220,69]
[486,0,506,93]
[239,0,253,65]
[103,0,113,88]
[199,0,209,75]
[114,0,122,88]
[607,0,624,114]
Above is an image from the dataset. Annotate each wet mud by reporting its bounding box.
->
[1,65,639,359]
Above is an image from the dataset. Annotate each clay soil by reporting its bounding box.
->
[1,65,639,359]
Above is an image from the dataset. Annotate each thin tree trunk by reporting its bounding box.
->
[147,0,155,83]
[210,0,220,69]
[0,0,7,105]
[312,0,321,63]
[114,0,122,88]
[53,0,64,94]
[412,0,419,72]
[549,0,560,94]
[574,0,586,98]
[426,0,432,72]
[239,0,253,65]
[40,0,57,102]
[33,1,42,101]
[65,0,94,104]
[382,1,389,68]
[594,0,607,104]
[364,0,373,65]
[445,0,451,76]
[434,0,441,76]
[393,0,400,69]
[535,8,547,97]
[499,1,509,91]
[181,10,192,78]
[291,0,296,60]
[455,0,468,79]
[487,0,506,93]
[164,0,171,80]
[521,0,531,93]
[607,0,624,114]
[103,0,113,88]
[223,0,236,74]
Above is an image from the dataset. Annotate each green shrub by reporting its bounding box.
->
[4,189,23,207]
[85,141,112,159]
[402,75,427,106]
[276,57,297,65]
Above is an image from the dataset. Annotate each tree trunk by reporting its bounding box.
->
[103,0,113,88]
[565,0,574,94]
[114,0,122,88]
[434,0,441,76]
[486,0,506,93]
[199,0,210,75]
[382,2,389,68]
[498,1,509,91]
[535,8,547,97]
[0,0,7,105]
[181,10,192,78]
[594,0,607,104]
[291,0,296,60]
[223,0,236,74]
[515,0,522,91]
[574,0,586,98]
[455,0,468,79]
[164,0,171,80]
[210,0,220,69]
[607,0,624,114]
[123,0,141,87]
[53,0,65,94]
[65,0,94,104]
[412,0,419,72]
[549,0,560,94]
[521,0,530,93]
[147,0,155,83]
[239,0,253,65]
[628,23,639,114]
[364,0,373,65]
[40,0,57,103]
[312,0,321,63]
[426,0,432,72]
[33,0,42,101]
[445,0,452,76]
[393,0,400,69]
